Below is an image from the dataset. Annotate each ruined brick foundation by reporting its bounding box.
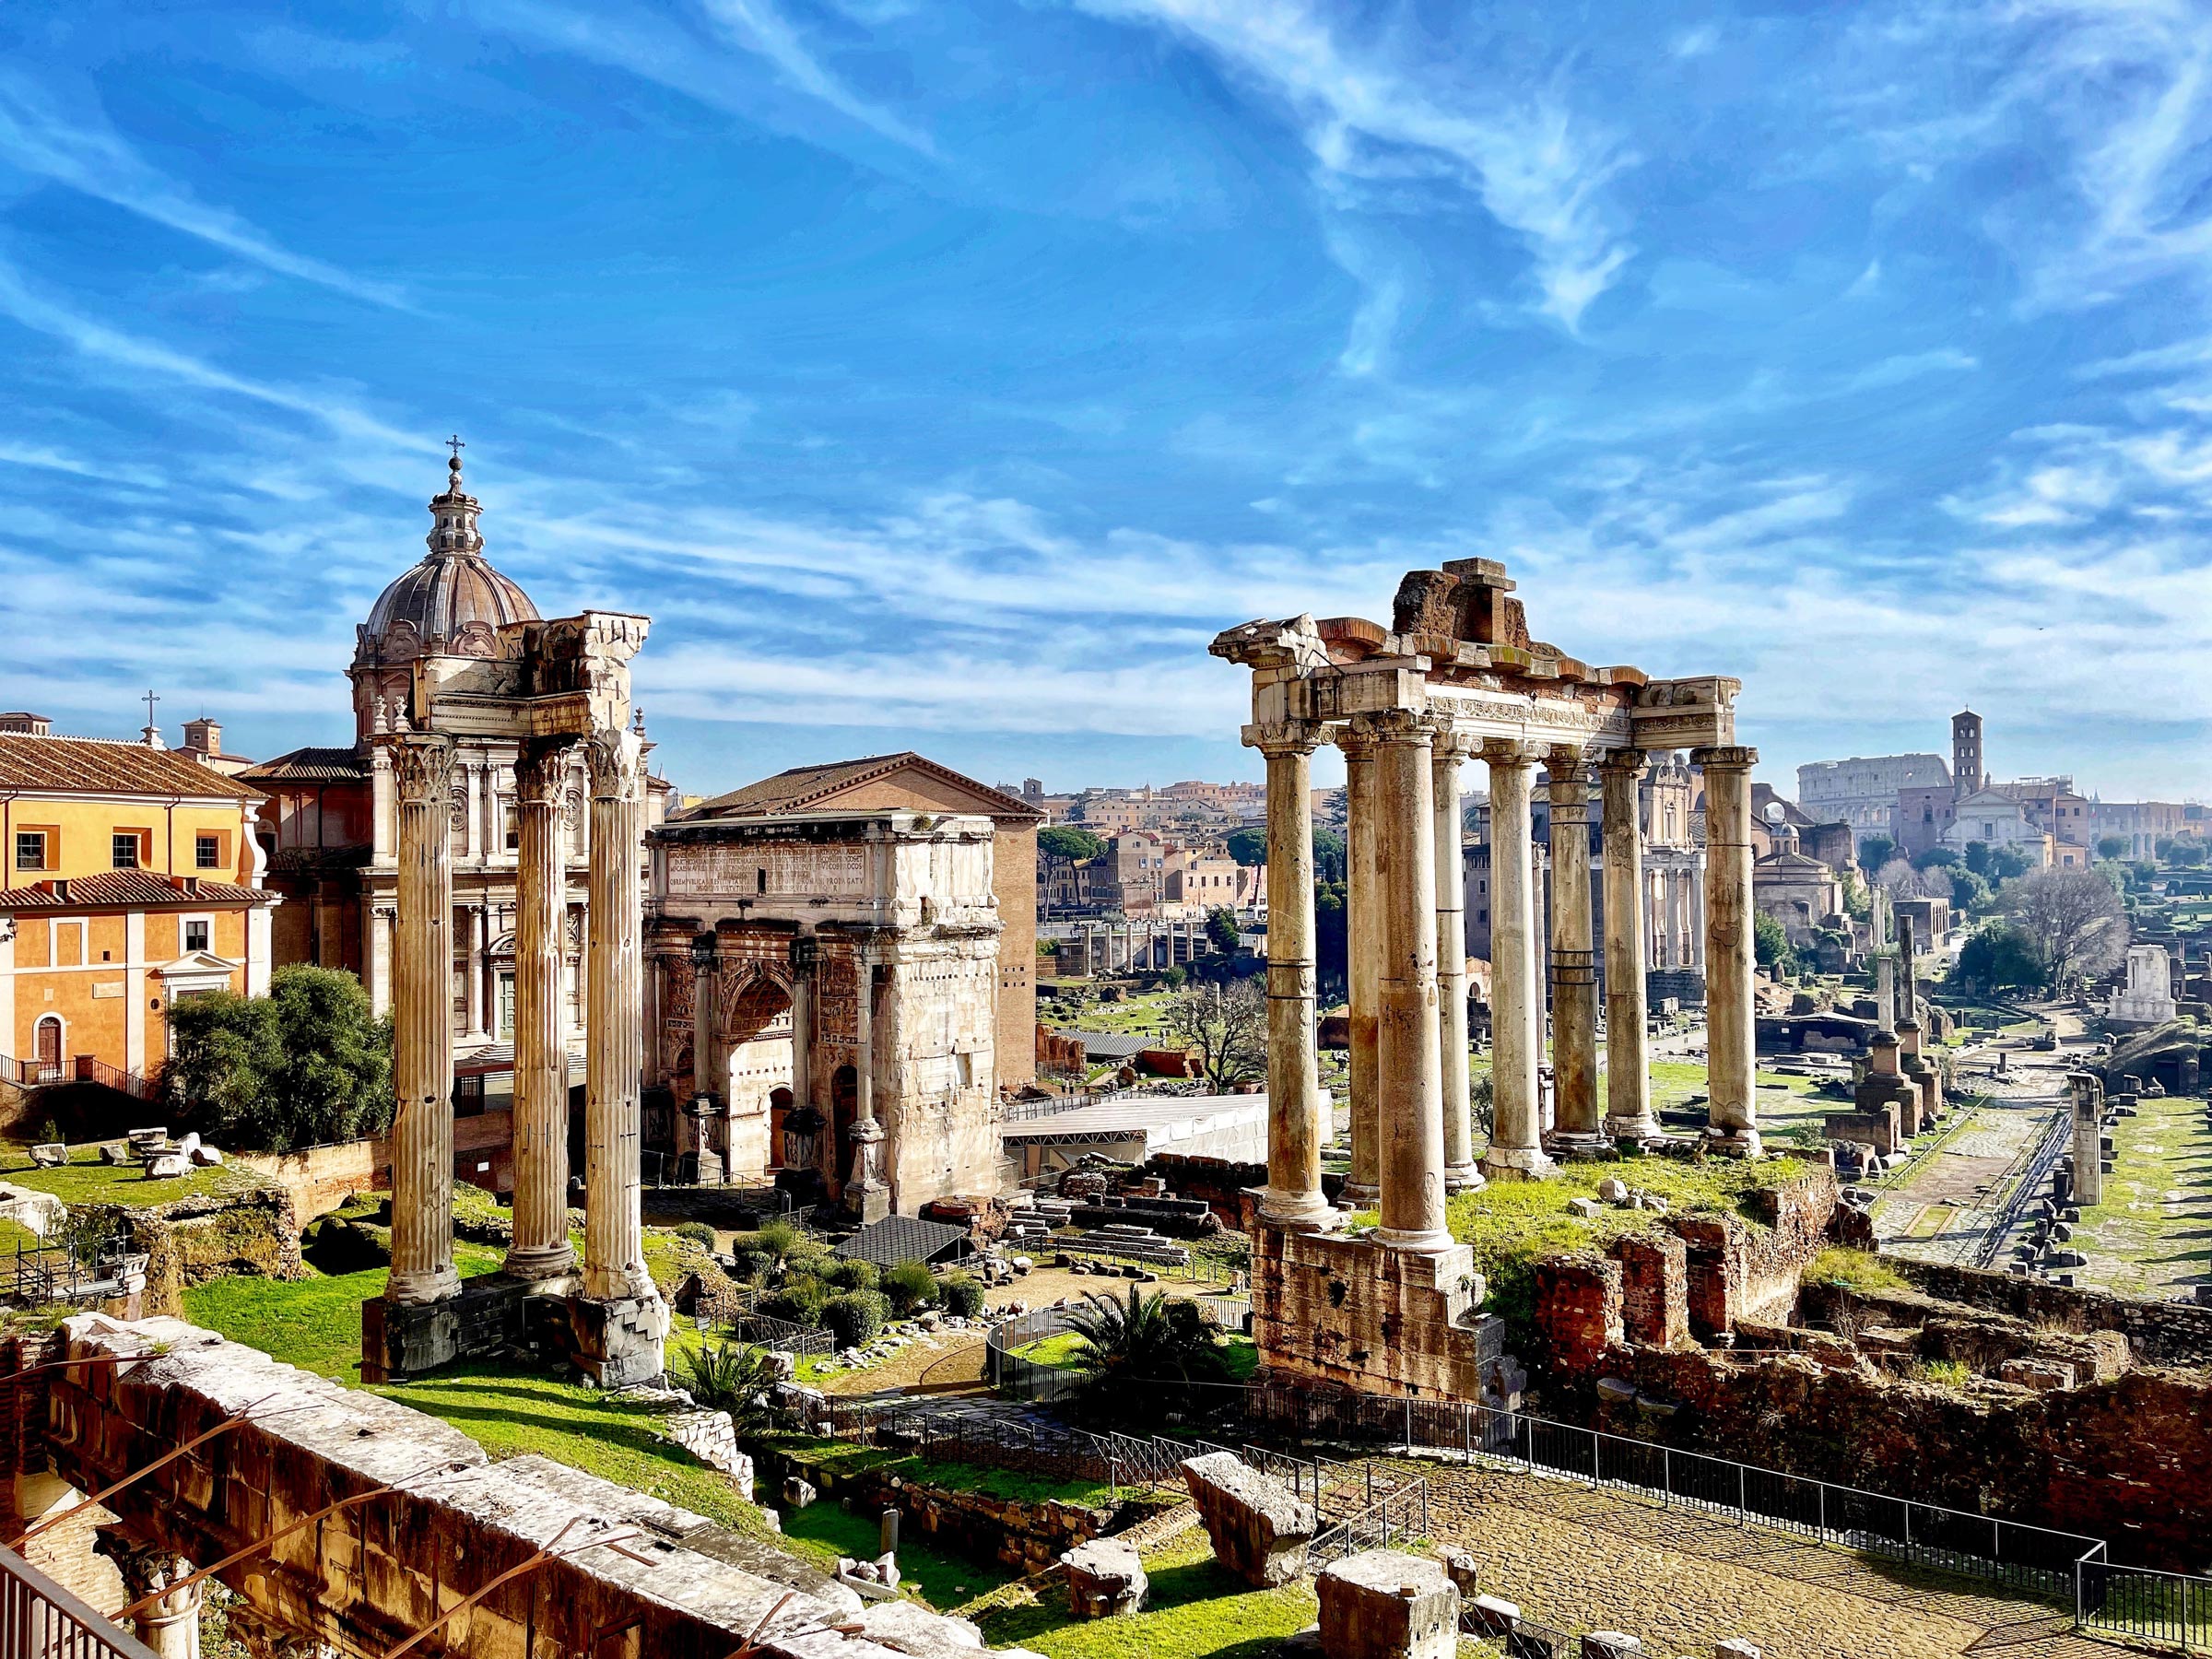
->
[1252,1226,1511,1402]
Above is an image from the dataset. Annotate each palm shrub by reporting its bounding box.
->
[1063,1284,1229,1424]
[940,1272,984,1317]
[825,1289,888,1349]
[680,1341,780,1433]
[883,1260,940,1315]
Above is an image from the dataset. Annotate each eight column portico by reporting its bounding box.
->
[1216,559,1753,1403]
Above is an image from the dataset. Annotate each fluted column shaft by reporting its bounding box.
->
[507,741,576,1279]
[1598,749,1659,1139]
[1341,728,1382,1204]
[1547,751,1600,1139]
[1252,723,1334,1229]
[1481,740,1555,1180]
[1432,727,1481,1191]
[583,729,655,1300]
[847,950,889,1221]
[387,735,458,1304]
[1367,712,1452,1252]
[1695,745,1760,1151]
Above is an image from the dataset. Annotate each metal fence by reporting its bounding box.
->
[2079,1559,2212,1651]
[0,1235,135,1308]
[986,1308,1086,1404]
[1,1545,160,1659]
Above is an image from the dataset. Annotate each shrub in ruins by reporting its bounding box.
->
[884,1258,940,1314]
[824,1289,888,1348]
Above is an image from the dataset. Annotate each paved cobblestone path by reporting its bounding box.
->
[1408,1463,2129,1659]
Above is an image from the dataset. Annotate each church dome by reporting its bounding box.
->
[356,453,538,664]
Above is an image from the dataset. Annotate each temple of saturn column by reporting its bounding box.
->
[1213,558,1758,1400]
[356,549,664,1385]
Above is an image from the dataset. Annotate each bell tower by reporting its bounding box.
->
[1951,709,1985,796]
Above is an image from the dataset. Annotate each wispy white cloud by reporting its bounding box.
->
[0,72,409,310]
[1077,0,1634,330]
[698,0,934,154]
[0,261,419,452]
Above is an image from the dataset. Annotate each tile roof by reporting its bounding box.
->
[239,746,371,783]
[685,752,1043,823]
[0,735,263,800]
[832,1214,971,1268]
[0,870,273,911]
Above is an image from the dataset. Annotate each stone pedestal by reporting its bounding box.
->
[1597,750,1659,1140]
[1064,1537,1147,1618]
[1253,723,1337,1230]
[1693,746,1759,1155]
[1342,728,1382,1206]
[568,1290,672,1389]
[1482,740,1555,1181]
[1181,1451,1315,1587]
[384,735,458,1347]
[1547,752,1600,1140]
[1316,1551,1459,1659]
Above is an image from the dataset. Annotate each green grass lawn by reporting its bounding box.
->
[774,1490,1015,1607]
[972,1528,1318,1659]
[2075,1085,2212,1299]
[0,1142,267,1206]
[1352,1155,1806,1330]
[0,1217,41,1251]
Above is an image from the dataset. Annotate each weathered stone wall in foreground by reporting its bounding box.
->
[41,1315,1021,1659]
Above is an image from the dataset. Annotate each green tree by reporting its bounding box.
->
[1954,923,2045,994]
[1314,878,1348,999]
[2005,866,2127,992]
[1206,906,1241,956]
[1857,834,1896,874]
[1912,846,1961,872]
[2097,836,2129,861]
[1947,865,1993,915]
[1312,825,1347,885]
[1039,825,1105,863]
[1961,840,1993,877]
[162,966,394,1153]
[2174,841,2206,868]
[1225,827,1266,866]
[1990,844,2032,881]
[1752,912,1796,975]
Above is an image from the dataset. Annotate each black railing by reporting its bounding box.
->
[1,1544,160,1659]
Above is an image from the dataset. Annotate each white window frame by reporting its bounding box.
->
[181,912,216,956]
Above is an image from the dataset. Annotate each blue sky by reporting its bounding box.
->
[4,2,2212,802]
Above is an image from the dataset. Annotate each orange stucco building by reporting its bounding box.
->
[0,723,275,1088]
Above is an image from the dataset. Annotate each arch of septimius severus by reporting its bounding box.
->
[352,455,666,1387]
[1213,557,1755,1399]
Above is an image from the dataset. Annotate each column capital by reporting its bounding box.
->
[1545,743,1592,775]
[1690,744,1759,772]
[1594,747,1648,779]
[1354,707,1430,746]
[1243,719,1325,757]
[515,735,580,803]
[386,734,453,802]
[1429,720,1481,763]
[1332,724,1378,761]
[1480,736,1536,768]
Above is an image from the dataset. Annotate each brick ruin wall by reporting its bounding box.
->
[1253,1226,1509,1402]
[232,1107,518,1225]
[1516,1171,2212,1568]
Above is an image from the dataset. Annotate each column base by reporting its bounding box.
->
[1605,1115,1665,1144]
[1253,1185,1341,1232]
[503,1242,577,1282]
[1441,1162,1485,1193]
[1704,1126,1762,1158]
[1543,1132,1612,1162]
[1340,1182,1381,1207]
[1371,1225,1457,1254]
[1480,1147,1558,1182]
[385,1263,461,1304]
[568,1290,669,1389]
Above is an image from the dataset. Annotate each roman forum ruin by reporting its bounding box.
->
[352,455,666,1386]
[1213,558,1752,1399]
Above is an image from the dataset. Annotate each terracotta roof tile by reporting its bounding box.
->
[0,735,263,801]
[0,870,272,911]
[239,747,371,783]
[685,751,1042,823]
